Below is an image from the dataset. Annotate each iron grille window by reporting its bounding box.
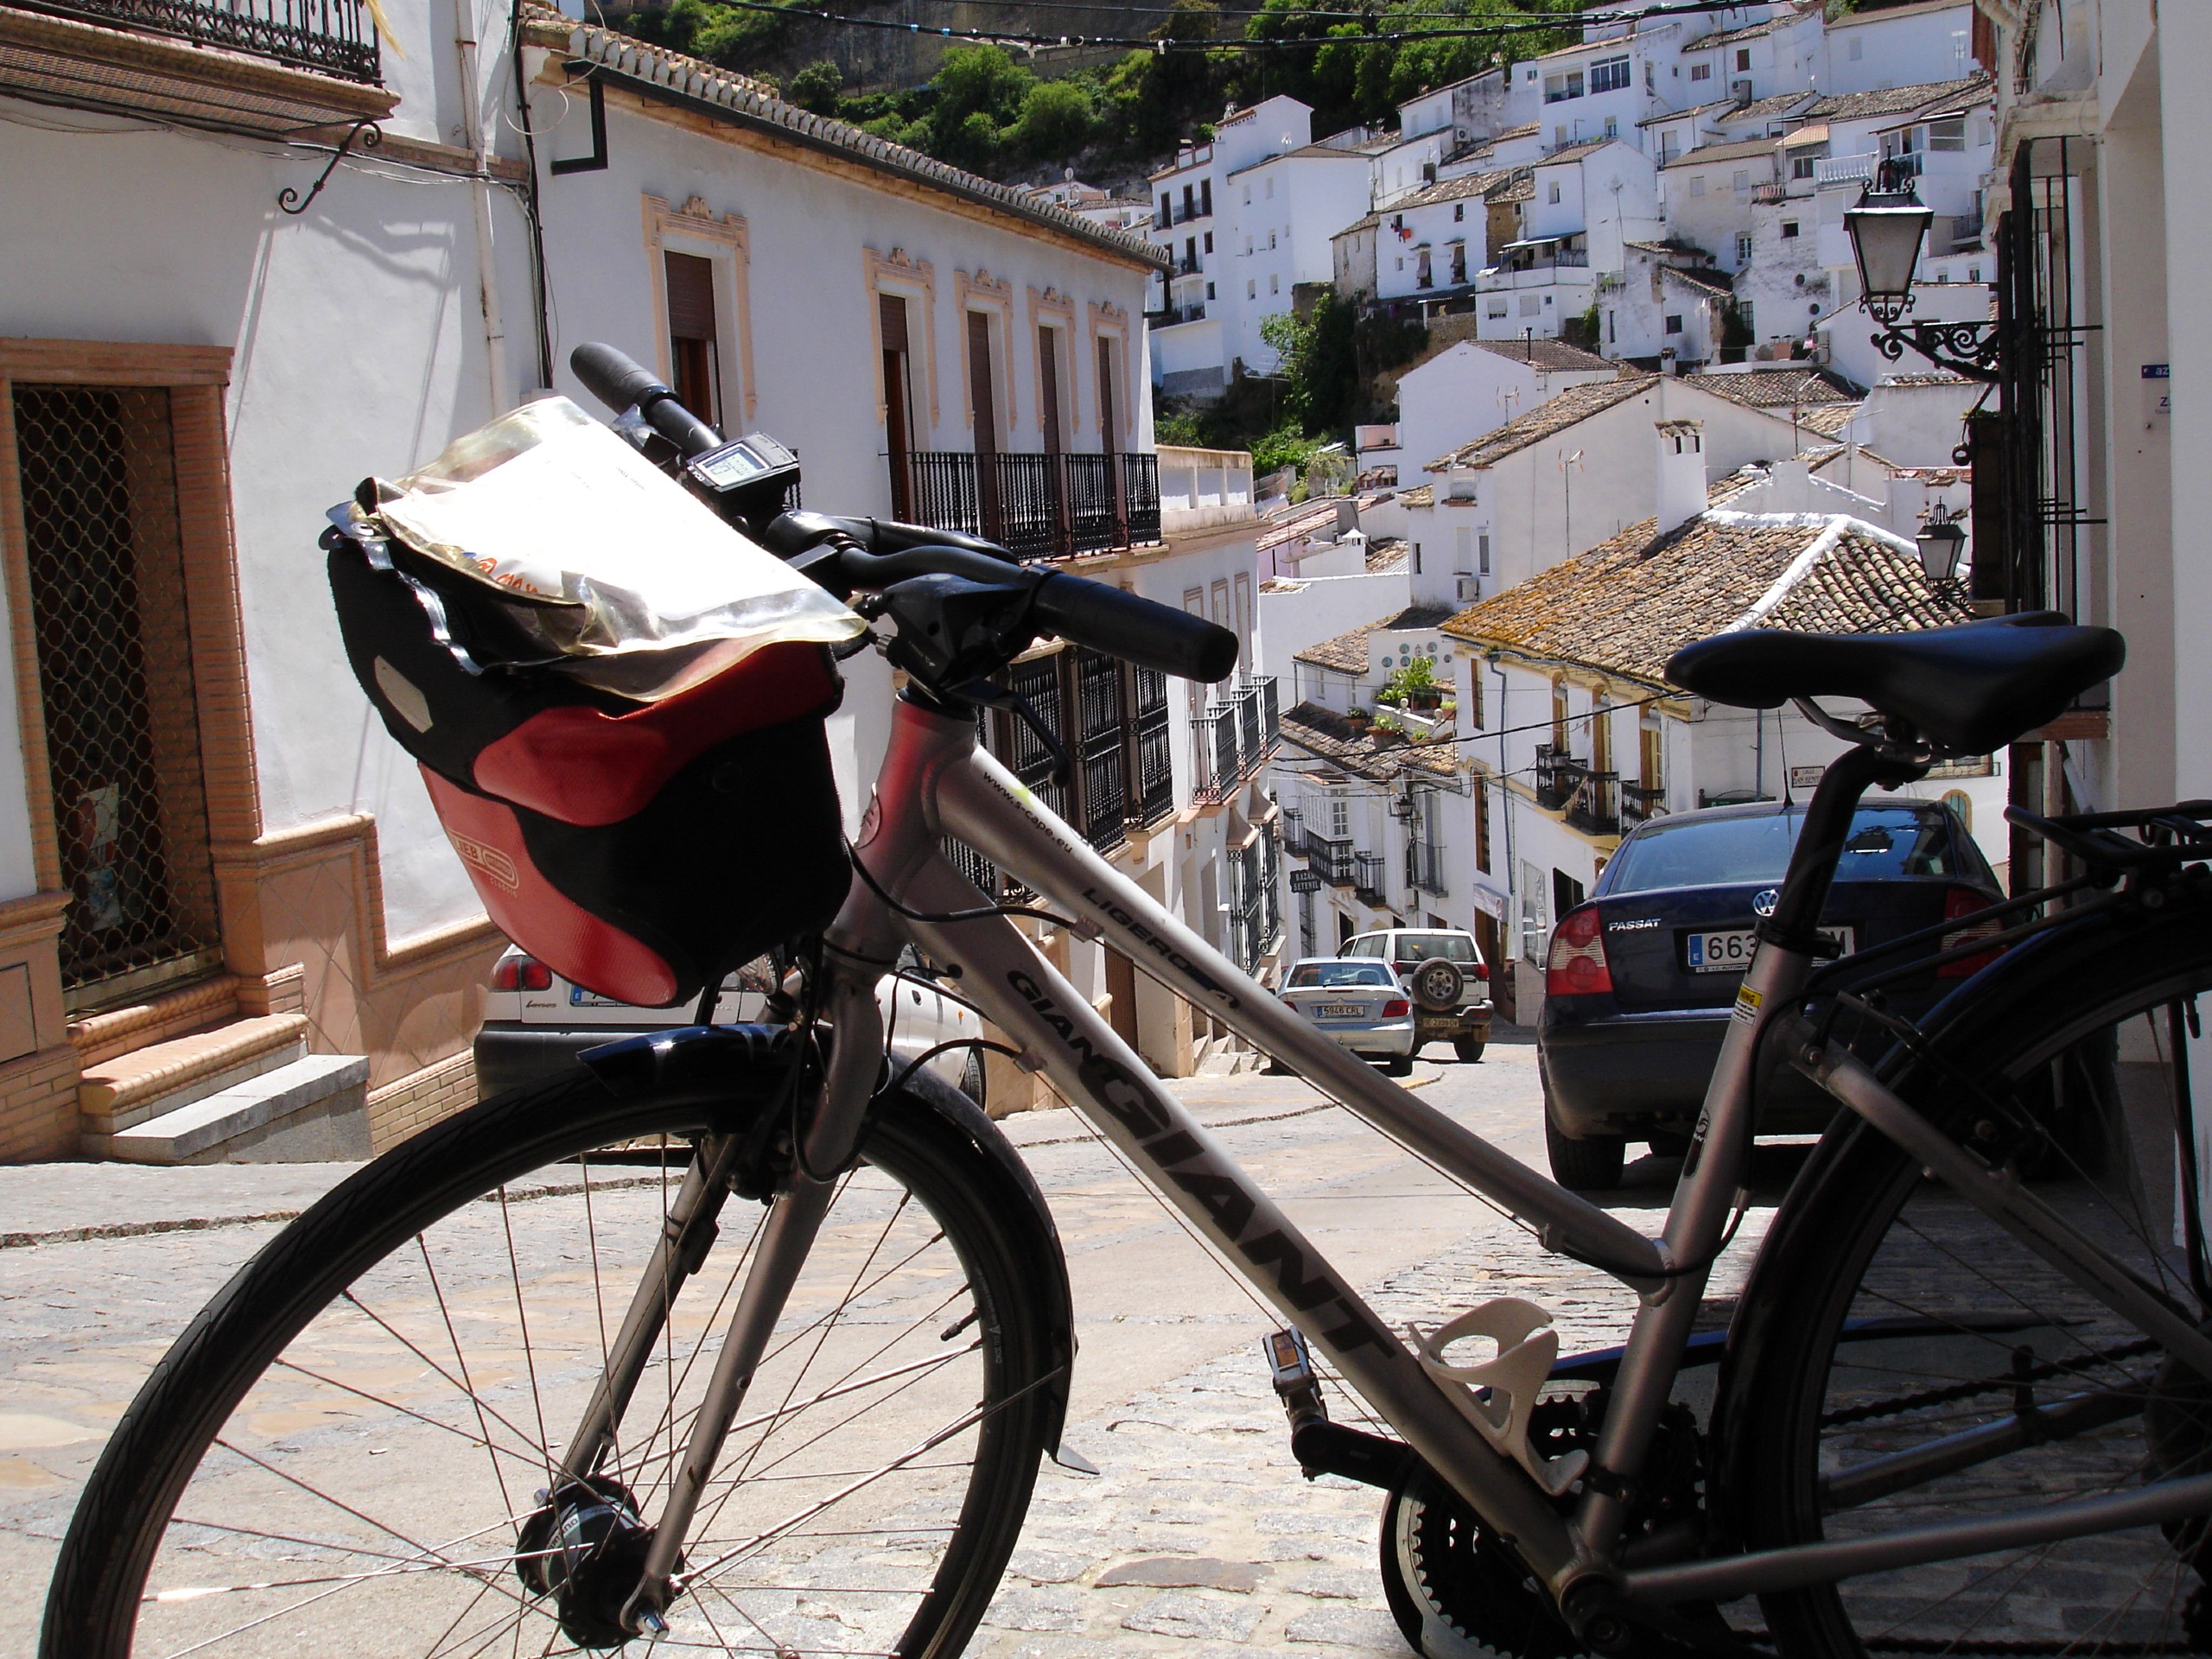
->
[14,385,223,1005]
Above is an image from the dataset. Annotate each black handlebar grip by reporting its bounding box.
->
[1031,571,1240,684]
[568,341,722,458]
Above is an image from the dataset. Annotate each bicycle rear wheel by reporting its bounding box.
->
[1721,899,2212,1657]
[42,1058,1064,1657]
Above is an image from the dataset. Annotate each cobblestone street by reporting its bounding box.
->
[0,1034,1777,1654]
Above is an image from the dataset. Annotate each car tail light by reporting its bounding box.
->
[492,955,554,992]
[1547,906,1613,996]
[1381,998,1411,1018]
[1938,887,2003,978]
[1473,962,1489,981]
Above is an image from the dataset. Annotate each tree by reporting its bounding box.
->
[1259,290,1359,435]
[787,59,842,116]
[925,43,1034,171]
[1009,79,1094,163]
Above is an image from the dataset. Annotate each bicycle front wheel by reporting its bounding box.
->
[1723,900,2212,1658]
[43,1059,1063,1658]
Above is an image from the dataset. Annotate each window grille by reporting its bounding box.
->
[13,385,223,1005]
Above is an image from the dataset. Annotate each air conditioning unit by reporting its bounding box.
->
[1731,79,1753,102]
[1458,576,1483,602]
[1811,328,1833,364]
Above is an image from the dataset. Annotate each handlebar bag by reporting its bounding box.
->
[324,524,849,1007]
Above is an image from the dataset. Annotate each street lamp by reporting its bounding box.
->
[1916,504,1968,598]
[1842,162,2000,383]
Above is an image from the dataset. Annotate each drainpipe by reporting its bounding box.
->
[454,0,508,416]
[1491,652,1517,995]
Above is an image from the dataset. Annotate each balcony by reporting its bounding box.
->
[1407,840,1447,898]
[893,450,1160,562]
[1307,835,1356,887]
[1751,181,1789,205]
[1816,151,1878,188]
[1534,744,1577,811]
[1564,769,1619,837]
[22,0,382,80]
[1619,782,1668,832]
[1281,806,1304,855]
[1192,675,1279,805]
[1226,823,1283,976]
[1151,302,1208,327]
[1353,850,1389,907]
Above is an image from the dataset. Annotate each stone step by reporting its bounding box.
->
[99,1054,371,1166]
[78,1014,311,1135]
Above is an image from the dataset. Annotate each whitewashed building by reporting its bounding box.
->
[1476,139,1662,341]
[0,0,1268,1161]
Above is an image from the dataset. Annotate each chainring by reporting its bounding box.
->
[1377,1394,1713,1659]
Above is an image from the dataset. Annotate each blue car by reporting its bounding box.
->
[1537,795,2003,1189]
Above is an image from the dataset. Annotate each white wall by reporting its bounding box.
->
[1395,342,1615,508]
[1259,571,1413,689]
[1816,283,1991,392]
[1821,3,1976,96]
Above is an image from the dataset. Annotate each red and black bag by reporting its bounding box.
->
[323,523,850,1007]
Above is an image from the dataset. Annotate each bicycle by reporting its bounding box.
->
[42,344,2212,1659]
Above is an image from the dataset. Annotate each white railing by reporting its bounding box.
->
[1157,445,1256,526]
[1816,151,1878,188]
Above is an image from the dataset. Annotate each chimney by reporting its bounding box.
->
[1655,419,1707,535]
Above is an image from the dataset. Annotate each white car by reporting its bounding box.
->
[474,945,988,1106]
[1277,957,1417,1075]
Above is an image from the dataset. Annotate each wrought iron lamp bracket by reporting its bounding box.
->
[279,118,384,216]
[1867,311,2002,384]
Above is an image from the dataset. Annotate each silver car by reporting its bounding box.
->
[1278,957,1417,1074]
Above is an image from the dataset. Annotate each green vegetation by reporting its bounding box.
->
[1376,656,1441,709]
[607,0,1574,181]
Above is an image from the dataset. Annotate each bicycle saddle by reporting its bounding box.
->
[1665,611,2125,755]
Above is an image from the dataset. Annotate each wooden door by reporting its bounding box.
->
[1105,946,1139,1047]
[880,294,914,518]
[968,311,1000,538]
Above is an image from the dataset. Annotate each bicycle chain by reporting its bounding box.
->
[1820,1337,2161,1429]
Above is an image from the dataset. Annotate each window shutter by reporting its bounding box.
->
[665,252,716,341]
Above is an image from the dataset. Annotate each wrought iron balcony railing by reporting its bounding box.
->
[1535,743,1577,811]
[1191,675,1278,804]
[1353,850,1389,907]
[32,0,382,80]
[891,449,1160,562]
[1307,835,1356,887]
[1619,782,1668,832]
[1564,768,1620,837]
[1225,822,1283,976]
[1407,840,1447,898]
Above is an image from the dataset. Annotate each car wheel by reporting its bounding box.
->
[1409,957,1465,1014]
[1385,1052,1414,1077]
[959,1047,988,1111]
[1452,1036,1485,1064]
[1544,1100,1624,1191]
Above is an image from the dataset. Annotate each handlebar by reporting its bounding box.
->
[570,342,721,459]
[1031,571,1240,684]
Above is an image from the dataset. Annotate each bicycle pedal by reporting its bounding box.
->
[1408,1300,1590,1497]
[1263,1326,1327,1430]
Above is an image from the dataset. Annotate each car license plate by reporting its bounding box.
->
[569,984,625,1008]
[1685,927,1853,973]
[1314,1002,1366,1019]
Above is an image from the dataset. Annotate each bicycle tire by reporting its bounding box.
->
[43,1055,1067,1658]
[1715,882,2212,1658]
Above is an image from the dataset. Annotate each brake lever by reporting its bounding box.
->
[948,677,1071,789]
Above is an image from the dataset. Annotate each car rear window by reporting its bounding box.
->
[1287,962,1395,988]
[1604,806,1960,893]
[1389,933,1477,963]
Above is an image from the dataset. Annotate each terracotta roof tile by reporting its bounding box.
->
[1439,511,1971,685]
[1688,367,1859,409]
[1279,702,1459,782]
[1294,603,1457,673]
[1467,336,1618,372]
[1429,375,1656,471]
[1796,402,1861,439]
[1806,74,1992,124]
[1383,168,1516,211]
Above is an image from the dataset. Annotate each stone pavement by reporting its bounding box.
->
[0,1035,1775,1654]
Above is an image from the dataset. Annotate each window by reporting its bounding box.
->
[1781,219,1800,239]
[1158,192,1171,226]
[1791,154,1815,180]
[1453,202,1465,221]
[1543,70,1584,103]
[1690,60,1711,81]
[1201,178,1213,214]
[1203,231,1213,253]
[1520,859,1548,962]
[1551,679,1568,747]
[1639,719,1662,798]
[1243,235,1252,255]
[1738,298,1754,332]
[1205,282,1215,299]
[1664,313,1683,334]
[1607,308,1616,342]
[1734,48,1751,71]
[1591,55,1630,93]
[1185,237,1197,270]
[1929,118,1966,152]
[1735,231,1753,262]
[1247,279,1256,299]
[1268,229,1277,250]
[664,251,722,427]
[1555,125,1570,146]
[1270,273,1279,294]
[1478,531,1491,575]
[1847,35,1864,61]
[1182,183,1195,219]
[1519,294,1541,316]
[1450,240,1466,284]
[1732,168,1750,193]
[1548,181,1563,204]
[1605,116,1618,139]
[1243,182,1252,204]
[1689,175,1707,197]
[1265,176,1274,198]
[1474,781,1491,874]
[1486,299,1508,319]
[1454,524,1473,572]
[1330,792,1351,837]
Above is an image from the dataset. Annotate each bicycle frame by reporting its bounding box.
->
[608,692,2212,1633]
